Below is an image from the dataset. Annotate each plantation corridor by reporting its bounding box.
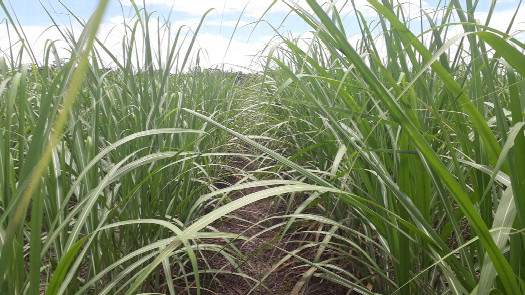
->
[2,0,525,294]
[192,153,350,294]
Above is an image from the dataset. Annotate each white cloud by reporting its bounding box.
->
[121,0,299,17]
[194,32,269,70]
[475,7,525,36]
[0,24,81,66]
[95,17,269,70]
[169,18,251,31]
[206,19,251,27]
[120,0,430,18]
[3,0,520,74]
[0,16,268,71]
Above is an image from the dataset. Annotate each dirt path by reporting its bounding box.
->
[200,155,286,294]
[192,155,351,295]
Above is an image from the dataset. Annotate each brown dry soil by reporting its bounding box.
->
[175,155,355,295]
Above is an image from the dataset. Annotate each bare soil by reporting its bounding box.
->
[180,155,353,295]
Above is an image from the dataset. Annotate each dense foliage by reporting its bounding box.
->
[1,0,524,294]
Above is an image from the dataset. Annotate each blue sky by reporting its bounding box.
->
[1,0,524,70]
[3,0,304,40]
[6,0,522,26]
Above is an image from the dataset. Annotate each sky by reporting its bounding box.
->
[0,0,524,72]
